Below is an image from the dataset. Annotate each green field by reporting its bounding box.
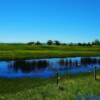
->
[0,44,100,60]
[0,44,100,100]
[0,72,100,100]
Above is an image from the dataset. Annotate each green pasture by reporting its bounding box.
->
[0,44,100,60]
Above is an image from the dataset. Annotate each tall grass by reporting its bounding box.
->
[0,72,100,100]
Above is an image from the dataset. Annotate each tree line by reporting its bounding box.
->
[27,39,100,46]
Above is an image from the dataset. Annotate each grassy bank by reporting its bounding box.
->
[0,72,100,100]
[0,44,100,60]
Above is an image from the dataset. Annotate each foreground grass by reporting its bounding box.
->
[0,72,100,100]
[0,44,100,60]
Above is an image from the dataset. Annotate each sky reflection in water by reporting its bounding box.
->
[0,57,100,78]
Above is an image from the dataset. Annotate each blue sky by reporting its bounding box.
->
[0,0,100,43]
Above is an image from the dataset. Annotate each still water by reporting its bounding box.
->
[0,57,100,78]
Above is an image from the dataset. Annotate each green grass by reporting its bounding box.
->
[0,44,100,100]
[0,44,100,60]
[0,72,100,100]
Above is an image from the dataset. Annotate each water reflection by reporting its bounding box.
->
[81,57,100,65]
[0,57,100,78]
[59,59,80,67]
[8,57,100,72]
[9,60,49,73]
[59,57,100,68]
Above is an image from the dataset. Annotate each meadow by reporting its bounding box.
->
[0,44,100,100]
[0,44,100,60]
[0,72,100,100]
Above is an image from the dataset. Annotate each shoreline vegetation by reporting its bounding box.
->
[0,40,100,60]
[0,72,100,100]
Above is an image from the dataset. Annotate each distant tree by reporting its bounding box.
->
[87,42,92,46]
[77,42,91,46]
[27,42,34,45]
[82,43,87,46]
[54,40,61,45]
[47,40,53,45]
[92,39,100,45]
[77,43,82,46]
[35,41,41,45]
[62,43,67,45]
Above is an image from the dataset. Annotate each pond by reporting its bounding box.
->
[0,57,100,78]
